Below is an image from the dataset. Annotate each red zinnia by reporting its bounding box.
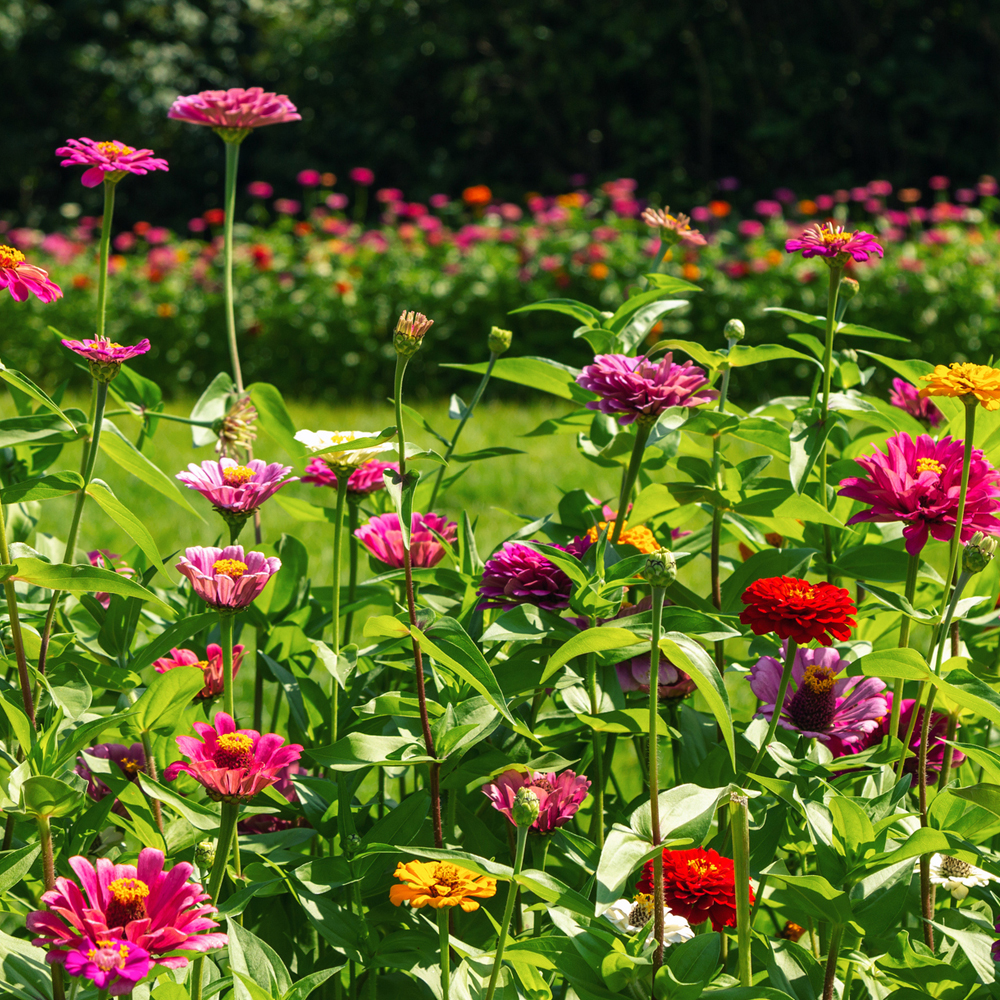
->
[636,848,753,931]
[739,576,856,647]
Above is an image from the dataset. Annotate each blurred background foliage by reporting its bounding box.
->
[4,0,1000,231]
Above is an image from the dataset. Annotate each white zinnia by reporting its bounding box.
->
[925,853,999,900]
[603,895,694,947]
[294,429,396,469]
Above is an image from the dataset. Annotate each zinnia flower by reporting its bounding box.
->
[483,769,591,834]
[164,711,303,802]
[889,378,944,427]
[175,545,281,611]
[56,138,168,188]
[63,938,151,995]
[611,597,696,699]
[176,458,296,517]
[62,336,151,382]
[586,520,659,553]
[167,88,301,131]
[27,848,227,968]
[75,743,146,813]
[747,643,887,744]
[838,433,1000,556]
[923,854,998,900]
[920,363,1000,411]
[640,206,707,247]
[355,512,456,569]
[477,542,576,612]
[0,244,63,303]
[603,895,694,947]
[740,576,857,646]
[577,353,716,426]
[784,222,884,262]
[153,644,247,700]
[389,860,497,912]
[295,429,396,468]
[636,848,755,931]
[302,457,399,497]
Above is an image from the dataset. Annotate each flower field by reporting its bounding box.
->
[6,86,1000,1000]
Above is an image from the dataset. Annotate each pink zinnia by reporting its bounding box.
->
[64,937,151,995]
[577,352,716,425]
[164,711,303,802]
[247,181,273,198]
[87,550,136,609]
[167,88,300,130]
[153,644,247,700]
[176,545,281,610]
[784,222,884,262]
[176,458,295,515]
[748,643,887,744]
[0,244,62,303]
[350,167,375,185]
[62,336,151,364]
[483,768,591,834]
[56,138,168,188]
[355,512,456,569]
[889,377,944,428]
[302,457,399,497]
[477,542,576,612]
[838,433,1000,556]
[27,848,227,969]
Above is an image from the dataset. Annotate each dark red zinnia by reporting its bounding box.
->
[636,848,754,931]
[739,576,856,647]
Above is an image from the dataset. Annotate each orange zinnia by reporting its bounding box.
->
[587,521,659,554]
[389,860,497,911]
[462,185,492,206]
[919,363,1000,411]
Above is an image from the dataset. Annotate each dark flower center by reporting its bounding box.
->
[786,663,838,732]
[939,855,973,877]
[104,877,149,927]
[528,778,555,794]
[628,893,654,927]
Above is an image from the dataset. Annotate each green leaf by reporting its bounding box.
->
[644,273,702,294]
[86,481,162,570]
[383,467,418,550]
[481,604,580,643]
[0,362,75,427]
[129,612,219,673]
[788,411,836,494]
[20,775,82,818]
[727,344,821,369]
[857,647,931,681]
[189,371,236,447]
[0,845,40,895]
[126,667,204,736]
[761,864,857,926]
[248,381,303,457]
[442,357,590,402]
[273,496,335,522]
[540,627,639,684]
[508,298,605,325]
[137,773,221,831]
[764,307,908,342]
[451,447,526,463]
[1,472,83,504]
[280,970,341,1000]
[653,339,725,371]
[305,734,433,771]
[734,488,843,527]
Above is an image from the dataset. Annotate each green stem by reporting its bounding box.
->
[252,625,265,732]
[220,613,236,722]
[38,815,65,1000]
[96,181,116,341]
[0,500,34,726]
[819,265,843,581]
[747,640,798,778]
[943,401,977,603]
[938,712,960,787]
[611,423,652,544]
[888,552,921,744]
[428,352,498,509]
[438,907,451,1000]
[730,793,752,988]
[485,824,528,1000]
[821,924,845,1000]
[643,237,671,287]
[222,139,245,392]
[648,586,666,978]
[345,502,360,645]
[585,644,605,848]
[331,476,348,654]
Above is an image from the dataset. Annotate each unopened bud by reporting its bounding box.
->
[512,787,540,829]
[839,276,860,302]
[393,310,434,358]
[488,326,513,355]
[963,532,998,574]
[641,548,677,588]
[724,319,745,342]
[195,839,216,869]
[344,832,361,858]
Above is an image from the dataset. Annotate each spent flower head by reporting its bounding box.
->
[215,396,257,458]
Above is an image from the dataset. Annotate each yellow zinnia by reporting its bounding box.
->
[389,860,497,912]
[587,521,659,554]
[919,363,1000,410]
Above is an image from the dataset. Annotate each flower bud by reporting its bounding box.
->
[512,787,540,829]
[195,839,216,869]
[724,318,745,342]
[488,326,513,355]
[393,310,434,358]
[963,532,998,574]
[344,832,361,858]
[839,276,860,302]
[641,548,677,588]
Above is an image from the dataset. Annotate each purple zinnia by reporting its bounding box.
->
[483,768,591,834]
[612,597,696,699]
[889,378,944,428]
[577,352,716,425]
[747,643,887,744]
[477,542,576,612]
[838,433,1000,556]
[75,743,147,814]
[784,222,884,262]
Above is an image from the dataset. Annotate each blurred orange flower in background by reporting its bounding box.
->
[462,185,492,206]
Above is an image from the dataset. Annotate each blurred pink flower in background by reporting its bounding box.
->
[274,199,301,215]
[325,193,349,210]
[350,167,375,185]
[247,181,274,198]
[297,169,321,187]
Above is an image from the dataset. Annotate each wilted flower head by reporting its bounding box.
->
[604,896,694,947]
[61,336,151,382]
[785,222,884,263]
[393,310,434,357]
[889,378,944,427]
[477,541,575,611]
[640,206,707,246]
[153,644,246,701]
[215,396,257,458]
[303,457,399,497]
[294,429,396,469]
[168,88,300,140]
[483,769,591,834]
[920,362,1000,411]
[175,545,281,610]
[0,245,63,303]
[578,352,716,425]
[355,512,457,568]
[56,138,168,188]
[390,860,496,911]
[63,937,151,995]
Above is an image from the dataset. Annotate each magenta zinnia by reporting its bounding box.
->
[889,378,944,428]
[577,352,716,425]
[164,711,303,802]
[153,643,247,700]
[303,457,400,497]
[176,458,296,515]
[63,937,151,995]
[56,137,168,188]
[27,848,227,968]
[168,88,301,130]
[477,541,578,612]
[748,643,887,744]
[838,433,1000,556]
[355,512,457,569]
[784,222,884,262]
[175,545,281,610]
[483,768,591,834]
[0,244,62,303]
[62,336,151,364]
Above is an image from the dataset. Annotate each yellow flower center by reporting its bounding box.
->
[96,140,135,160]
[787,584,815,601]
[213,732,255,770]
[915,457,945,475]
[222,465,256,486]
[688,858,720,878]
[88,940,130,971]
[0,246,25,269]
[432,863,464,894]
[801,663,838,694]
[212,558,247,578]
[119,756,142,776]
[108,877,149,905]
[105,877,150,927]
[628,893,655,926]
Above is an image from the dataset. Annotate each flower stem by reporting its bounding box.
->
[747,639,798,777]
[392,354,442,847]
[222,139,245,392]
[485,823,528,1000]
[437,907,451,1000]
[938,712,960,786]
[647,586,666,977]
[220,612,236,722]
[819,265,844,581]
[0,499,34,727]
[611,422,652,545]
[345,501,360,645]
[730,792,752,988]
[96,181,116,341]
[888,552,921,744]
[821,923,844,1000]
[428,351,498,510]
[331,476,348,655]
[943,401,977,607]
[585,644,605,849]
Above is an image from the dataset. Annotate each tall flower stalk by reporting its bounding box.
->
[887,552,921,743]
[329,473,349,742]
[0,498,34,727]
[730,792,753,987]
[747,640,798,777]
